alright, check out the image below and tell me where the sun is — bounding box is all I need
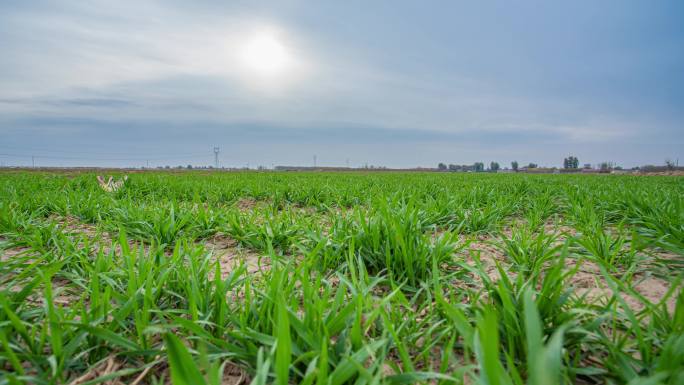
[240,33,290,75]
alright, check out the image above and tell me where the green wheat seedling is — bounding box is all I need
[0,170,681,384]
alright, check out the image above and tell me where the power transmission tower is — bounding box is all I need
[313,154,317,168]
[32,155,35,168]
[213,147,220,169]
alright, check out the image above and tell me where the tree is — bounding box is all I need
[474,162,485,172]
[599,162,613,172]
[490,162,500,172]
[665,159,676,171]
[511,161,519,172]
[527,163,538,169]
[564,156,579,169]
[187,164,193,169]
[438,163,447,171]
[448,164,459,171]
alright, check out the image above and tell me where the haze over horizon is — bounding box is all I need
[1,1,682,169]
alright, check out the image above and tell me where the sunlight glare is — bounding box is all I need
[240,33,290,75]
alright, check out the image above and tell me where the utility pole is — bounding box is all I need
[146,160,149,169]
[32,155,35,168]
[213,147,220,169]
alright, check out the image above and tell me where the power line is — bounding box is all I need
[0,145,209,158]
[0,152,208,161]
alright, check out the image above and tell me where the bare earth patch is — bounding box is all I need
[465,235,507,282]
[52,215,107,239]
[568,257,678,314]
[451,231,680,315]
[68,355,127,385]
[235,198,262,212]
[204,234,270,280]
[0,243,32,263]
[630,273,677,312]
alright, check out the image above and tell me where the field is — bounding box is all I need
[0,171,682,385]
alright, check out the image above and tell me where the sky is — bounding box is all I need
[0,0,682,169]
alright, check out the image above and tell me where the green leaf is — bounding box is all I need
[275,296,292,385]
[164,333,207,385]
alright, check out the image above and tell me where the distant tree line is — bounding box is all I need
[437,162,500,172]
[435,155,682,173]
[435,158,552,173]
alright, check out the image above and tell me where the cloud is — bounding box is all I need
[0,1,682,167]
